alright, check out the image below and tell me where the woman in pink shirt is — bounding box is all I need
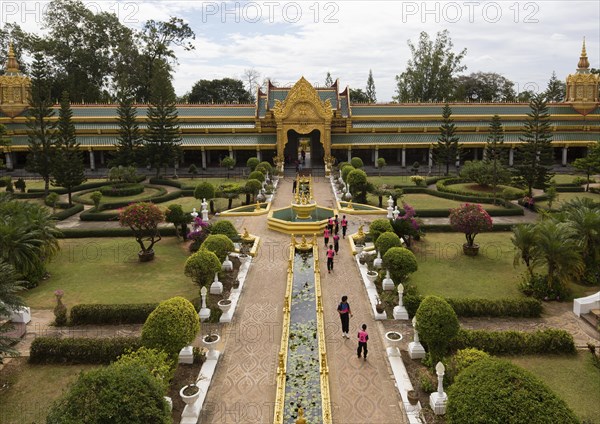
[326,244,335,273]
[323,227,330,247]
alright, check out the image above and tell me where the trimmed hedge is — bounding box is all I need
[72,185,167,207]
[70,303,159,325]
[58,227,178,238]
[11,191,45,199]
[27,176,146,195]
[555,186,585,193]
[100,183,145,197]
[148,177,183,188]
[150,190,183,204]
[436,177,526,199]
[52,203,84,220]
[29,336,142,364]
[423,223,514,232]
[449,328,576,355]
[404,295,542,319]
[79,207,119,221]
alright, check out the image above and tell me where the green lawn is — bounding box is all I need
[551,174,593,185]
[0,358,99,423]
[410,232,525,299]
[536,191,600,210]
[449,183,525,197]
[509,353,600,423]
[23,237,197,309]
[367,176,416,187]
[402,193,506,210]
[177,177,246,189]
[77,187,163,205]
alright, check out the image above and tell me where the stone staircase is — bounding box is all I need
[582,309,600,329]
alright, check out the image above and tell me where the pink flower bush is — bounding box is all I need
[449,203,493,247]
[119,202,164,254]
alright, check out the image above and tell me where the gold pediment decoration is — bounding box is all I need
[272,77,334,122]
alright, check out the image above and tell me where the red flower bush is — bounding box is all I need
[119,202,164,254]
[449,203,493,247]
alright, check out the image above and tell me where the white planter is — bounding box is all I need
[180,385,201,405]
[203,334,221,360]
[366,271,378,285]
[385,331,403,357]
[355,245,364,255]
[217,299,232,314]
[238,254,250,263]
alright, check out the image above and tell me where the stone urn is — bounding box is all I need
[203,334,220,360]
[355,244,364,255]
[217,299,232,314]
[138,249,155,262]
[407,390,419,406]
[385,331,403,356]
[180,384,201,405]
[462,243,480,256]
[366,270,378,286]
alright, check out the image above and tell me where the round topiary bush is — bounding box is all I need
[246,157,260,171]
[446,348,490,384]
[46,363,171,424]
[100,183,144,197]
[350,156,364,169]
[341,165,355,182]
[210,220,238,241]
[383,247,418,283]
[415,295,459,365]
[375,231,402,257]
[141,297,200,358]
[447,358,579,424]
[201,234,235,262]
[347,169,369,203]
[255,161,273,176]
[194,181,215,201]
[369,218,394,243]
[248,170,265,183]
[184,248,221,286]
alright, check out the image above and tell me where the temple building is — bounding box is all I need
[0,41,598,172]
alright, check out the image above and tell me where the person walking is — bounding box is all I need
[323,227,330,247]
[357,324,368,361]
[337,296,352,338]
[327,244,335,273]
[327,216,334,232]
[341,215,348,238]
[333,233,340,255]
[334,214,340,235]
[292,179,297,193]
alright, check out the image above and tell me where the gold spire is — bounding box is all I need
[5,42,20,74]
[577,37,590,70]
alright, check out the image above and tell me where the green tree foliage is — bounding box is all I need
[245,179,262,203]
[514,94,554,196]
[395,30,466,102]
[255,161,273,176]
[341,165,355,182]
[350,157,364,169]
[210,220,238,241]
[544,71,566,102]
[164,204,192,240]
[446,348,490,384]
[188,164,198,178]
[453,72,516,102]
[46,363,171,424]
[349,88,369,103]
[185,249,221,286]
[0,260,26,360]
[221,156,236,179]
[366,69,377,102]
[246,157,260,171]
[118,203,164,255]
[144,65,181,177]
[46,192,60,214]
[194,181,216,214]
[511,223,537,276]
[141,297,199,358]
[217,183,242,210]
[201,234,235,262]
[114,347,174,392]
[188,78,252,103]
[414,295,459,365]
[447,358,579,424]
[375,232,402,257]
[376,157,386,176]
[382,247,418,284]
[90,191,102,209]
[112,94,142,167]
[248,171,265,183]
[368,218,394,243]
[459,161,511,188]
[347,169,369,203]
[51,91,86,206]
[26,53,57,196]
[449,203,493,247]
[484,114,508,203]
[572,140,600,191]
[434,103,461,175]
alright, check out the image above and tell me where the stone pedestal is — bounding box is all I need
[178,346,194,364]
[393,305,409,320]
[198,286,210,322]
[10,307,31,324]
[382,270,395,291]
[408,341,426,359]
[210,273,223,295]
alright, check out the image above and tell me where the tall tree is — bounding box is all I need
[395,30,466,102]
[544,71,566,102]
[366,69,377,103]
[572,140,600,191]
[514,94,554,196]
[144,66,181,177]
[325,72,334,87]
[453,72,516,102]
[52,91,86,206]
[485,115,507,203]
[242,68,261,101]
[350,88,370,103]
[26,53,57,196]
[188,78,253,104]
[0,260,26,360]
[112,94,143,167]
[434,103,461,176]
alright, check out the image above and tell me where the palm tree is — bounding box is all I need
[511,224,537,276]
[0,259,26,359]
[531,220,585,288]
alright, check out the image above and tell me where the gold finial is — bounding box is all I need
[357,225,365,238]
[578,37,590,70]
[255,201,261,211]
[295,407,307,424]
[242,228,250,239]
[6,42,20,73]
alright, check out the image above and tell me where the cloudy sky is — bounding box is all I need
[6,0,600,101]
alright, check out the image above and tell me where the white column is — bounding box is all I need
[201,148,207,170]
[482,147,488,161]
[229,147,233,159]
[374,147,379,167]
[347,147,352,162]
[428,147,433,168]
[256,147,262,162]
[89,150,95,171]
[4,152,13,170]
[562,146,568,166]
[509,147,514,166]
[401,147,406,167]
[455,153,461,168]
[100,151,105,165]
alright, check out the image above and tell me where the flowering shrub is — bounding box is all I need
[390,202,422,247]
[449,203,493,247]
[410,175,426,186]
[119,203,164,254]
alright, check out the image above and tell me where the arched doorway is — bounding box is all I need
[284,129,323,169]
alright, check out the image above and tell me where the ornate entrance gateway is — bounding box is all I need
[273,77,334,167]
